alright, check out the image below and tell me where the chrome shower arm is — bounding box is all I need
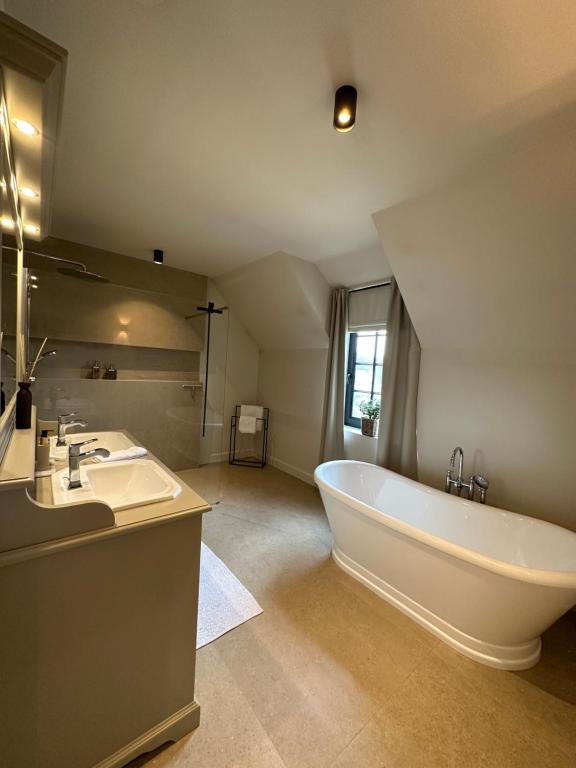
[0,244,87,273]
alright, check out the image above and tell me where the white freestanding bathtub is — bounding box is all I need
[314,460,576,670]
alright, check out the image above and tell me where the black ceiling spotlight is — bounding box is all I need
[153,248,164,265]
[333,84,357,133]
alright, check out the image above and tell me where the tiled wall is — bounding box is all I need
[24,237,207,470]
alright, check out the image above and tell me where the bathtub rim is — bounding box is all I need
[314,460,576,590]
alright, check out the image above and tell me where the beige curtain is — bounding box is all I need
[376,279,421,478]
[319,287,348,462]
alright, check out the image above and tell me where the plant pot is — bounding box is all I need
[361,417,379,438]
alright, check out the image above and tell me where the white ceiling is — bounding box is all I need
[6,0,576,277]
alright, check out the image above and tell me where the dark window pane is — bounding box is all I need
[355,334,376,363]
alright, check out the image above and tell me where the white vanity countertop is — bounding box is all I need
[34,430,209,530]
[0,425,210,563]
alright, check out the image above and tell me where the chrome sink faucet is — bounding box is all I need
[68,439,110,490]
[445,446,489,503]
[57,413,87,446]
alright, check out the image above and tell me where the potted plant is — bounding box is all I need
[359,399,380,437]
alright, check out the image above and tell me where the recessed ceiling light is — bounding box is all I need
[20,187,39,199]
[11,118,40,137]
[1,217,15,229]
[24,224,40,235]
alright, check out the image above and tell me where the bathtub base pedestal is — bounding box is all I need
[332,546,542,671]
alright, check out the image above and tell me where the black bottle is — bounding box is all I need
[16,381,32,429]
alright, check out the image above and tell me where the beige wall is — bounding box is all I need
[418,349,576,530]
[258,348,327,483]
[23,236,207,351]
[25,236,207,470]
[374,123,576,529]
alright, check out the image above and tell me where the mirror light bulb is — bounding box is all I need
[20,187,39,199]
[11,118,40,136]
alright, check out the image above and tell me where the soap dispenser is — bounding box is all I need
[36,429,51,473]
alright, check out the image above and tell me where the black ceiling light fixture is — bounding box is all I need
[333,84,357,133]
[153,248,164,265]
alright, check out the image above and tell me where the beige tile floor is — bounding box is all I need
[129,463,576,768]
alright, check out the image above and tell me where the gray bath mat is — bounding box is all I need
[197,542,263,648]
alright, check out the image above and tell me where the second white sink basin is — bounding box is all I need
[50,431,135,461]
[52,459,181,511]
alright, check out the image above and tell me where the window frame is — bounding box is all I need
[344,330,385,429]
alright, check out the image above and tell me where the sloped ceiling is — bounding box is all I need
[215,252,330,350]
[373,117,576,352]
[6,1,576,276]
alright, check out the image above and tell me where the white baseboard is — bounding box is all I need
[94,701,200,768]
[268,456,315,486]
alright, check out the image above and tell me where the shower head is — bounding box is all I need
[0,245,110,283]
[56,266,110,283]
[38,349,57,360]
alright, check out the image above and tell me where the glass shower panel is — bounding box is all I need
[26,261,205,472]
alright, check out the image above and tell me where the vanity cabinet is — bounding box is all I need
[0,421,210,768]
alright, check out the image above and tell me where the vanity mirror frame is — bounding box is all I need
[0,64,24,463]
[0,11,67,467]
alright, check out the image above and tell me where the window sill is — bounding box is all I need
[344,425,377,439]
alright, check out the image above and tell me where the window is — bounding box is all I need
[345,330,386,428]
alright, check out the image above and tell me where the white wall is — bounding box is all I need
[374,122,576,529]
[215,251,330,350]
[344,428,377,464]
[216,248,392,482]
[258,348,327,483]
[199,282,260,465]
[216,252,331,482]
[417,348,576,530]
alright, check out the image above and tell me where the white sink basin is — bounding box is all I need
[51,459,181,511]
[50,431,135,461]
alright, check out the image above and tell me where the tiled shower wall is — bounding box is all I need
[23,237,208,470]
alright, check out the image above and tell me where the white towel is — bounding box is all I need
[238,405,264,434]
[92,446,148,463]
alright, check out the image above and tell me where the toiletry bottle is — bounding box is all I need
[16,381,32,429]
[36,429,51,472]
[92,361,101,379]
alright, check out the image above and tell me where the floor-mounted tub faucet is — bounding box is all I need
[445,446,474,498]
[445,447,489,503]
[68,439,110,489]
